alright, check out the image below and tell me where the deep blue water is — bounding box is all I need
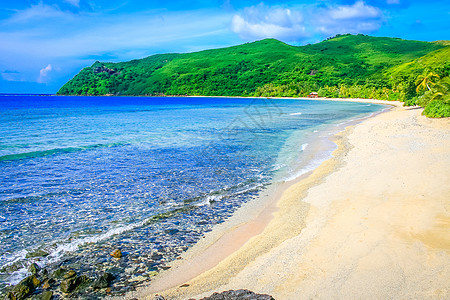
[0,95,385,293]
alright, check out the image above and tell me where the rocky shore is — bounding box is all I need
[152,290,275,300]
[4,262,114,299]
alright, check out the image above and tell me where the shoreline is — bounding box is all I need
[119,99,426,299]
[146,99,449,299]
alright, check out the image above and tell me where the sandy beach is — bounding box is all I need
[127,99,450,300]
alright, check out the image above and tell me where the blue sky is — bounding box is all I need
[0,0,449,93]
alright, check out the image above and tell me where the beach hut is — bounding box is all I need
[308,92,319,98]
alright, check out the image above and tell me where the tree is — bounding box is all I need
[430,77,450,102]
[415,71,440,92]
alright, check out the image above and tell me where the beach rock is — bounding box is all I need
[60,276,80,293]
[22,275,41,289]
[51,267,68,279]
[28,263,41,275]
[6,275,41,300]
[63,270,77,279]
[76,275,92,292]
[199,289,275,300]
[149,271,159,277]
[110,249,122,258]
[41,291,53,300]
[92,272,114,289]
[25,250,49,259]
[5,288,31,300]
[130,275,148,282]
[42,278,55,290]
[31,291,53,300]
[153,295,165,300]
[6,284,30,300]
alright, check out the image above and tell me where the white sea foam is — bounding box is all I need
[5,220,149,285]
[271,163,285,171]
[290,112,302,116]
[197,195,222,207]
[282,144,337,183]
[301,143,308,151]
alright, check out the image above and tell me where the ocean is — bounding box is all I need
[0,95,386,296]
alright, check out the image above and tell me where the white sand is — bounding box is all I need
[127,100,450,300]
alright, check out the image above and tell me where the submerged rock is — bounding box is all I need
[60,276,79,293]
[31,291,53,300]
[59,273,92,294]
[76,275,92,292]
[92,272,114,289]
[110,249,122,259]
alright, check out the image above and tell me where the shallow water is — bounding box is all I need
[0,95,385,295]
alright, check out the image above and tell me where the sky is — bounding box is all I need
[0,0,449,94]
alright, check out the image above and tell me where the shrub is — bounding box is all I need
[423,100,450,118]
[403,96,418,106]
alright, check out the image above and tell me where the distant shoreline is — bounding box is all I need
[0,93,403,107]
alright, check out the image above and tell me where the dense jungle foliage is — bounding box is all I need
[58,34,450,117]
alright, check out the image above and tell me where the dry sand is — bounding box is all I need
[128,100,450,299]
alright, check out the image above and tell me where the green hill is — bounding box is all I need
[386,46,450,80]
[58,34,449,104]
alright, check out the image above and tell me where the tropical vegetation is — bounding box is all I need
[58,34,450,117]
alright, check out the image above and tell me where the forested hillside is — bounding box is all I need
[58,34,450,117]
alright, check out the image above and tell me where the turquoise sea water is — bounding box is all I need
[0,95,386,295]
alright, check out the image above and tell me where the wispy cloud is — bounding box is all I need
[1,70,23,82]
[4,2,75,25]
[64,0,81,7]
[231,3,308,41]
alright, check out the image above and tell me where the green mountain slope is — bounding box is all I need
[386,46,450,80]
[58,34,446,98]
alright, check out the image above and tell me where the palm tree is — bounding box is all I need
[431,77,450,103]
[415,71,440,92]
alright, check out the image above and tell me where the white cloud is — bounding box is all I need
[38,64,53,83]
[314,1,383,35]
[0,7,236,86]
[1,70,24,82]
[5,3,73,24]
[64,0,80,7]
[231,3,308,41]
[328,1,381,20]
[231,2,384,42]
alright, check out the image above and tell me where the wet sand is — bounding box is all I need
[125,100,450,299]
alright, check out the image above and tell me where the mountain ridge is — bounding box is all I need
[57,34,449,102]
